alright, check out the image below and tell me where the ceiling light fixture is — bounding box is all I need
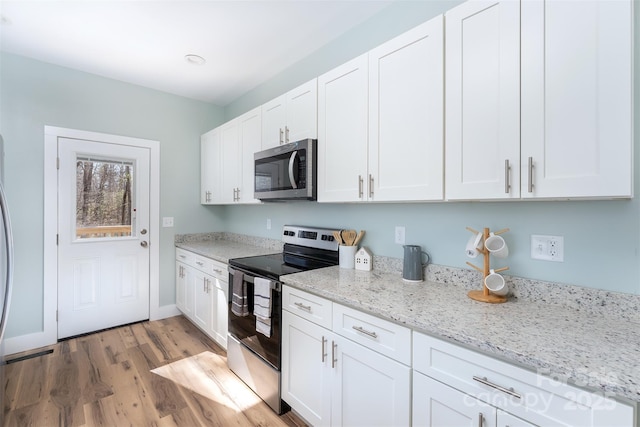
[184,54,206,66]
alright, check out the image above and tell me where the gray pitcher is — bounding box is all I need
[403,245,429,282]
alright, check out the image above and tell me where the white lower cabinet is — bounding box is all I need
[413,331,635,427]
[175,248,228,349]
[281,286,411,426]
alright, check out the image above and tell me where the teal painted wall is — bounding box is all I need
[0,53,225,338]
[222,1,640,295]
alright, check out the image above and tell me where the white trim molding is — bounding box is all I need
[18,125,163,354]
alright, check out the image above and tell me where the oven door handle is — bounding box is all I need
[228,267,281,291]
[288,151,298,189]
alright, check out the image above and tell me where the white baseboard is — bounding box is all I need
[151,304,180,321]
[4,331,56,357]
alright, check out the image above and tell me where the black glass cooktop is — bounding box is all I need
[229,244,339,281]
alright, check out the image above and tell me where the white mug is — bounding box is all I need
[484,269,508,295]
[465,232,483,258]
[485,233,509,258]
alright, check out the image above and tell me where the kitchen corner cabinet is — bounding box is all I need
[281,286,411,426]
[200,128,220,204]
[175,248,228,349]
[219,107,262,204]
[445,0,633,200]
[413,332,635,427]
[318,15,444,203]
[261,79,318,149]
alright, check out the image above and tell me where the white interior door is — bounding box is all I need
[57,137,150,339]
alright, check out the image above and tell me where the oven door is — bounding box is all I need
[228,267,282,370]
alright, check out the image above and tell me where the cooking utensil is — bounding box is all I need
[353,230,365,246]
[341,229,357,246]
[333,231,344,245]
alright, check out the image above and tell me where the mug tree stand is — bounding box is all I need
[466,227,509,304]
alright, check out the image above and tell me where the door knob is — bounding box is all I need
[140,229,147,235]
[140,241,148,248]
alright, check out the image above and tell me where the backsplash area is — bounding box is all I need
[177,232,640,324]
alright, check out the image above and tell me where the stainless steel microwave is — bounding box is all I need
[254,139,317,201]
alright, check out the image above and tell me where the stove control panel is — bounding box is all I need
[282,225,340,251]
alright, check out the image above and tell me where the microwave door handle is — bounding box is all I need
[288,151,298,189]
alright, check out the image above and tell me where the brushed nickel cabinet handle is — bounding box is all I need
[352,325,378,339]
[504,159,511,194]
[285,126,290,143]
[358,175,363,199]
[368,174,374,198]
[321,336,327,363]
[332,341,337,368]
[294,302,312,312]
[473,376,521,399]
[279,128,284,145]
[528,157,534,193]
[477,412,483,427]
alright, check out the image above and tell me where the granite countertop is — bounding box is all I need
[174,234,639,405]
[281,266,640,405]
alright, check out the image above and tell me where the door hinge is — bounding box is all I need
[56,234,59,245]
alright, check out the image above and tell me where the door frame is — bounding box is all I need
[42,126,160,347]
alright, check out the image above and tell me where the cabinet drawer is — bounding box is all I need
[282,286,332,329]
[333,304,410,366]
[176,248,196,267]
[208,258,227,281]
[413,332,634,427]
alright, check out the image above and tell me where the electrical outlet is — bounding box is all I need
[162,217,174,227]
[395,226,406,245]
[266,218,271,230]
[531,235,564,262]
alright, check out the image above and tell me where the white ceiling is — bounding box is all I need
[0,0,394,106]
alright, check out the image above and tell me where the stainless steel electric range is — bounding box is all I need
[227,225,339,414]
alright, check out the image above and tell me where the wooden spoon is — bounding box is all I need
[333,230,344,245]
[342,229,357,246]
[353,230,365,246]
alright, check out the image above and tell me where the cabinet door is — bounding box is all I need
[445,0,521,200]
[497,409,536,427]
[220,119,240,203]
[175,261,187,313]
[192,270,211,332]
[520,0,632,198]
[262,95,286,149]
[331,335,410,427]
[286,79,318,144]
[183,265,196,319]
[282,310,332,427]
[369,16,444,202]
[413,372,497,427]
[200,128,220,204]
[210,278,228,350]
[317,54,369,202]
[238,107,261,204]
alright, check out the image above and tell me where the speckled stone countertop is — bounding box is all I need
[282,267,640,405]
[174,234,640,405]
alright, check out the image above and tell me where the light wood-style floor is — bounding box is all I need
[2,316,307,427]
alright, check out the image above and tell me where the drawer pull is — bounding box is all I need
[352,325,378,339]
[332,341,337,368]
[196,261,204,266]
[477,412,483,427]
[472,376,521,399]
[179,255,186,259]
[294,302,312,312]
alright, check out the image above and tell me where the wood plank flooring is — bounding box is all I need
[2,316,307,427]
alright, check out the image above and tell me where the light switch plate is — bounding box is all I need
[531,235,564,262]
[162,217,174,227]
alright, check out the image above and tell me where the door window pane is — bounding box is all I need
[75,156,134,239]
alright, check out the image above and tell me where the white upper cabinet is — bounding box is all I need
[200,128,220,204]
[446,0,633,201]
[317,54,369,202]
[445,0,521,200]
[262,79,318,149]
[319,15,445,203]
[237,107,262,203]
[369,15,444,201]
[520,0,633,198]
[219,118,240,204]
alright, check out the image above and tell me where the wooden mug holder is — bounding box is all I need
[466,227,509,304]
